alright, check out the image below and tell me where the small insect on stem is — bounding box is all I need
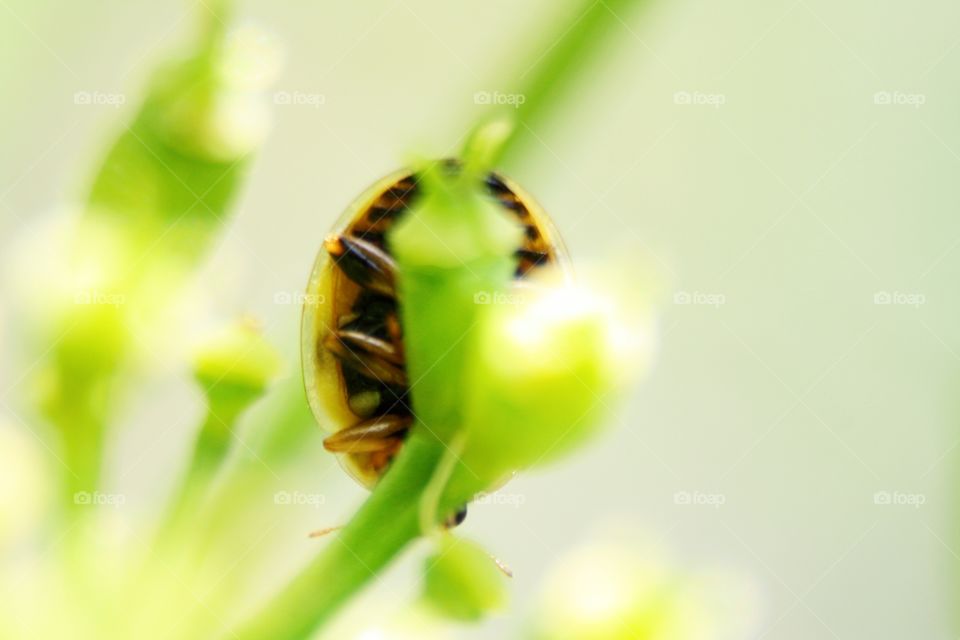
[302,164,568,515]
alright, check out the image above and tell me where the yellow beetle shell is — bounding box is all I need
[301,166,569,488]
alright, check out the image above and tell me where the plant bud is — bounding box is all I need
[423,535,508,621]
[461,280,653,479]
[193,317,281,415]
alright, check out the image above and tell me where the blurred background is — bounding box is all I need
[1,0,958,638]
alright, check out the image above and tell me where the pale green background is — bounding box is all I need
[1,1,958,638]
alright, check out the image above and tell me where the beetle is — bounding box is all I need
[301,162,568,526]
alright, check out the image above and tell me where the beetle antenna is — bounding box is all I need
[308,525,343,539]
[489,552,514,578]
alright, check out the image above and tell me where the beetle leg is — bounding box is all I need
[515,248,549,266]
[323,414,412,453]
[369,439,403,472]
[334,329,404,365]
[372,183,417,212]
[324,331,408,386]
[325,234,397,297]
[385,312,403,350]
[515,247,550,276]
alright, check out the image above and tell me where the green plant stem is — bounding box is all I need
[488,0,654,165]
[40,0,253,516]
[190,376,318,548]
[228,430,484,640]
[44,359,117,517]
[161,404,240,537]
